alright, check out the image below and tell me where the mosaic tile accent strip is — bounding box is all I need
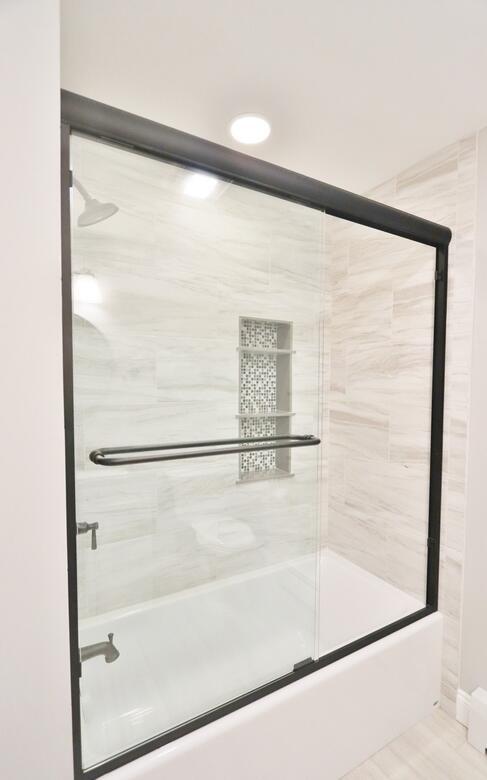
[239,352,277,414]
[240,319,277,349]
[239,417,277,474]
[238,317,292,481]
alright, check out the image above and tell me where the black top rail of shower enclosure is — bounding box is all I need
[61,90,451,249]
[89,434,320,466]
[61,91,450,780]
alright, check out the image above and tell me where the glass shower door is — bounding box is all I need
[70,133,324,769]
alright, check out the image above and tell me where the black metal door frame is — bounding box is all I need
[60,90,450,780]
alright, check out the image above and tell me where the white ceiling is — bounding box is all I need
[61,0,487,194]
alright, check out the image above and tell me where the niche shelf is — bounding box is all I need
[236,411,295,419]
[237,316,293,484]
[237,467,293,484]
[236,347,295,355]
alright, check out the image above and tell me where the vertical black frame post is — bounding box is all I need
[426,246,448,608]
[60,91,451,780]
[61,121,83,780]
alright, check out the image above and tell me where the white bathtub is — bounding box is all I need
[79,550,442,779]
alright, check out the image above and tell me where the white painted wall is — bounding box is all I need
[0,2,73,778]
[60,0,487,194]
[460,126,487,696]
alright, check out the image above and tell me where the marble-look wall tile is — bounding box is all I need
[71,134,325,620]
[325,134,477,716]
[71,130,476,718]
[325,222,434,600]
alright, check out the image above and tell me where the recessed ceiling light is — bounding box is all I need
[183,172,218,199]
[230,114,271,145]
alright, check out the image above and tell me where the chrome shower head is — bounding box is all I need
[73,176,118,227]
[77,198,119,227]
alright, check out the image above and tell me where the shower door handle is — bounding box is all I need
[89,434,320,467]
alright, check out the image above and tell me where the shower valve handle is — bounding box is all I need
[77,521,99,550]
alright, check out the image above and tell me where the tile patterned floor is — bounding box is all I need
[343,709,487,779]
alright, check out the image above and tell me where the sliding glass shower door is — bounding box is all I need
[70,133,325,769]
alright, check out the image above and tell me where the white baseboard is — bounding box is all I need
[456,689,471,727]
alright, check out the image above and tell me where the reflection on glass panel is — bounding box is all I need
[70,134,324,769]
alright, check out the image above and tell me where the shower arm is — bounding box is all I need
[89,433,320,467]
[72,176,92,202]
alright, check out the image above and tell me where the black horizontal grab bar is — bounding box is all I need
[89,434,320,466]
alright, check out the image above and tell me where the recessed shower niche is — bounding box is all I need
[238,317,293,483]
